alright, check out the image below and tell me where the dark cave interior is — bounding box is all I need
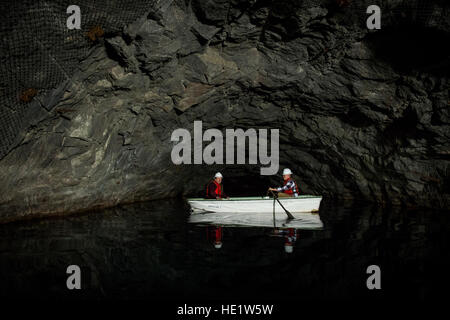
[366,25,450,76]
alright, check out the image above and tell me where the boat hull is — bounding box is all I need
[187,196,322,213]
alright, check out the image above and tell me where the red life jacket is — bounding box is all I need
[285,228,297,244]
[206,226,223,241]
[214,226,222,241]
[206,180,223,198]
[283,178,299,195]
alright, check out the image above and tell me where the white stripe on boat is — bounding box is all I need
[187,195,322,213]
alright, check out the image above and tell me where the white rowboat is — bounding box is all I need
[187,195,322,214]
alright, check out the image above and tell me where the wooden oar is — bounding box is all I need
[272,193,276,228]
[269,190,295,220]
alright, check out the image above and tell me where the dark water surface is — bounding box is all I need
[0,199,449,301]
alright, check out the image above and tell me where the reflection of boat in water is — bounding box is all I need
[189,211,323,229]
[187,196,322,214]
[203,225,302,254]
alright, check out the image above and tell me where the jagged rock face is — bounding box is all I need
[0,0,449,221]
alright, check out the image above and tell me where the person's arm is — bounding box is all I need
[222,188,229,199]
[277,180,294,192]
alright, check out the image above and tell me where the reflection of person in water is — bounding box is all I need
[273,228,297,253]
[206,226,223,249]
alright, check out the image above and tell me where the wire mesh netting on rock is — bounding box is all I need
[0,0,447,160]
[0,0,165,159]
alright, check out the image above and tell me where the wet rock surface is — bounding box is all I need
[0,0,449,221]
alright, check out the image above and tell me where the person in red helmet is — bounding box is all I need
[205,172,229,199]
[268,168,299,198]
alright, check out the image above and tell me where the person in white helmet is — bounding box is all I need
[213,226,223,249]
[205,172,229,199]
[272,228,297,253]
[268,168,299,198]
[284,228,297,253]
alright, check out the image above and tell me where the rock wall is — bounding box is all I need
[0,0,449,221]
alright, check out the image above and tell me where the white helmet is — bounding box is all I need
[214,172,223,178]
[284,244,293,253]
[214,242,222,249]
[282,168,293,175]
